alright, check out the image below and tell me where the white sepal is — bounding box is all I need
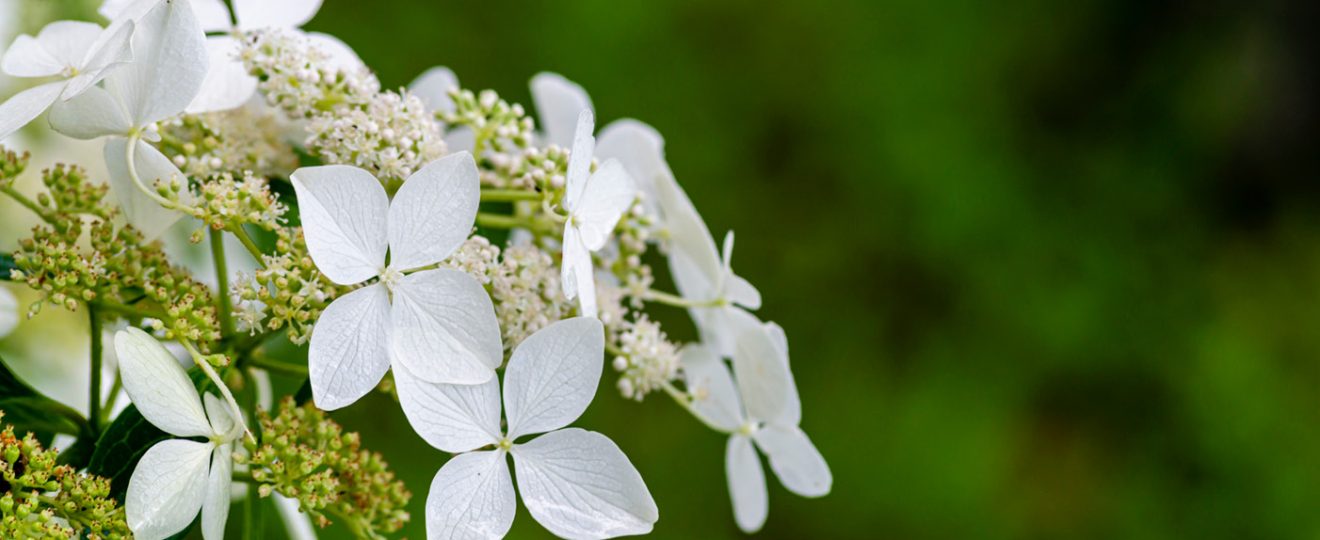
[503,318,603,439]
[387,152,480,271]
[512,428,658,539]
[201,442,233,540]
[678,345,744,432]
[395,362,502,453]
[49,86,133,140]
[103,0,208,128]
[114,327,211,438]
[389,269,502,385]
[425,450,516,540]
[234,0,323,31]
[0,287,18,338]
[0,82,62,141]
[571,159,635,251]
[186,36,257,113]
[290,165,389,285]
[103,138,189,240]
[530,72,593,148]
[560,225,596,318]
[308,284,392,410]
[725,434,767,534]
[126,439,214,540]
[410,66,459,114]
[731,324,794,424]
[753,424,831,498]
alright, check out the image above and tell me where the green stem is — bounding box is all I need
[0,185,48,220]
[248,354,309,377]
[211,229,236,338]
[660,380,733,435]
[102,372,122,425]
[475,212,555,234]
[643,289,723,309]
[480,189,541,202]
[92,298,167,320]
[181,340,251,443]
[124,134,179,209]
[87,304,102,434]
[227,224,267,268]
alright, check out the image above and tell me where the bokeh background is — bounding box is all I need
[4,0,1320,538]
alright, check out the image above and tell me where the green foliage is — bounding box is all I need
[0,357,90,446]
[84,405,171,504]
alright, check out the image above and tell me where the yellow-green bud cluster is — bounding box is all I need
[0,412,131,540]
[442,88,534,162]
[0,147,29,189]
[185,170,286,233]
[241,398,410,537]
[158,110,299,180]
[233,228,342,344]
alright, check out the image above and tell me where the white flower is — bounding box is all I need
[0,18,134,141]
[292,151,502,408]
[114,327,240,540]
[680,322,830,533]
[409,66,475,152]
[529,72,592,149]
[560,110,635,318]
[0,286,18,338]
[395,317,659,539]
[48,0,209,239]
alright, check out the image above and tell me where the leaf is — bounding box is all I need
[0,356,91,442]
[0,252,15,280]
[55,435,96,469]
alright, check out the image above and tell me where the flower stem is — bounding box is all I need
[227,224,267,268]
[660,380,733,435]
[248,353,309,378]
[124,134,180,210]
[0,185,49,221]
[211,229,235,338]
[181,339,252,443]
[643,289,722,309]
[475,211,555,234]
[480,189,542,202]
[92,298,167,320]
[87,304,103,434]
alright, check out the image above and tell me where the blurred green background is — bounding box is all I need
[6,0,1320,538]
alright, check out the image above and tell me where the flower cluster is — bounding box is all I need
[0,413,131,539]
[242,398,410,537]
[0,0,831,537]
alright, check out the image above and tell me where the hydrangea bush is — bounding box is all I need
[0,0,831,538]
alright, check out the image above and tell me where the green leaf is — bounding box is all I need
[0,356,91,442]
[85,405,172,502]
[0,252,15,281]
[55,435,96,469]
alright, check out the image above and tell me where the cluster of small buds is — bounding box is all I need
[241,29,446,181]
[11,219,221,346]
[233,228,341,344]
[610,316,681,401]
[0,147,27,186]
[35,165,114,225]
[305,90,446,181]
[0,413,131,539]
[183,171,286,233]
[442,236,501,285]
[608,201,657,307]
[158,109,299,179]
[442,88,534,160]
[484,142,570,191]
[490,244,573,350]
[241,398,410,536]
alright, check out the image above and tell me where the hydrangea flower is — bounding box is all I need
[0,286,17,337]
[292,151,503,408]
[680,322,831,533]
[115,327,241,540]
[561,110,635,318]
[529,72,592,149]
[48,0,209,239]
[410,66,475,152]
[394,317,659,539]
[0,19,134,141]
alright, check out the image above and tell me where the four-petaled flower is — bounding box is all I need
[680,322,831,533]
[292,151,503,408]
[395,317,659,539]
[560,109,635,319]
[115,327,241,540]
[0,18,133,141]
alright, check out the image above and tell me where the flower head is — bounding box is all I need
[561,109,636,318]
[292,151,502,408]
[395,317,659,539]
[115,327,240,540]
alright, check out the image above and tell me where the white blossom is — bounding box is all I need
[395,317,659,539]
[680,322,830,533]
[561,110,635,318]
[663,202,763,357]
[0,286,17,337]
[115,327,240,540]
[409,66,476,152]
[292,152,502,409]
[0,18,134,140]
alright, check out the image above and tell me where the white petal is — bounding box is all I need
[726,434,767,534]
[234,0,322,30]
[0,82,61,141]
[203,393,236,439]
[572,159,635,251]
[290,165,388,285]
[186,37,257,113]
[696,304,761,360]
[596,119,667,220]
[663,188,722,306]
[273,494,318,540]
[202,443,233,540]
[426,450,515,540]
[103,138,188,240]
[78,18,135,74]
[410,66,459,114]
[563,109,595,209]
[114,327,211,438]
[394,361,501,453]
[49,85,133,139]
[0,287,18,338]
[33,20,103,69]
[192,0,234,32]
[387,152,479,270]
[308,284,391,410]
[303,32,363,73]
[1,34,62,77]
[513,428,658,539]
[731,322,795,424]
[103,0,209,127]
[126,439,213,540]
[445,126,476,154]
[530,72,593,148]
[99,0,154,21]
[719,232,761,309]
[389,269,502,385]
[753,425,831,498]
[678,345,744,432]
[503,318,603,439]
[560,226,596,318]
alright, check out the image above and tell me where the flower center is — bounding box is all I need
[498,438,513,451]
[737,421,759,437]
[380,267,405,293]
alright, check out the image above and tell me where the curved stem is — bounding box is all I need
[181,340,252,443]
[124,134,179,210]
[480,188,542,202]
[247,352,309,378]
[0,185,49,221]
[211,229,235,338]
[643,289,722,309]
[87,304,103,434]
[227,224,267,268]
[660,380,733,435]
